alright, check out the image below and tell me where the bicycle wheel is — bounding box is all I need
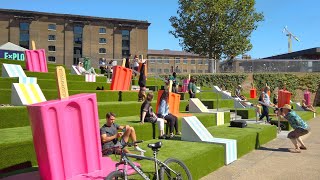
[160,158,192,180]
[105,170,125,180]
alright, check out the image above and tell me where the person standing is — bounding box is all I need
[169,72,178,93]
[278,104,310,153]
[133,55,140,77]
[259,86,273,123]
[138,59,147,102]
[188,77,197,98]
[125,54,131,69]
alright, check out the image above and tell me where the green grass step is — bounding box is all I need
[0,123,277,179]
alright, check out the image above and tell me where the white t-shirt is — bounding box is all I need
[133,59,139,67]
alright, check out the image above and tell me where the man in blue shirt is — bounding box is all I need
[279,104,310,153]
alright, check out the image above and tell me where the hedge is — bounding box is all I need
[253,73,320,97]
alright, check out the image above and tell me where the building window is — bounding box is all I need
[19,22,29,49]
[183,58,187,64]
[73,25,83,65]
[150,68,155,72]
[205,70,209,73]
[198,60,203,64]
[198,70,203,73]
[48,46,56,52]
[191,59,195,64]
[164,69,169,73]
[157,69,162,73]
[157,57,163,64]
[150,57,155,63]
[122,30,130,57]
[99,48,106,54]
[48,35,56,41]
[164,59,169,64]
[99,28,106,34]
[48,24,56,31]
[191,69,195,73]
[48,56,56,62]
[183,69,188,73]
[175,58,180,64]
[205,60,209,65]
[99,38,106,44]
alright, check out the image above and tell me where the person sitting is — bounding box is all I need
[100,112,146,156]
[157,91,181,138]
[301,99,316,113]
[140,92,167,139]
[235,85,242,98]
[77,62,97,75]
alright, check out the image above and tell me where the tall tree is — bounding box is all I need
[169,0,264,72]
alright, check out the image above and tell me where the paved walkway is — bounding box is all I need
[201,116,320,180]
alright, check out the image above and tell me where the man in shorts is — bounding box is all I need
[100,112,146,155]
[278,104,310,153]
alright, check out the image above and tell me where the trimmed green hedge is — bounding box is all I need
[171,74,248,91]
[253,73,320,97]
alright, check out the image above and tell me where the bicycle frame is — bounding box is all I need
[115,151,181,180]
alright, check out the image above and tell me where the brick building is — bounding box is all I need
[147,49,210,74]
[0,9,150,68]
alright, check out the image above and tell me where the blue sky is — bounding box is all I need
[2,0,320,58]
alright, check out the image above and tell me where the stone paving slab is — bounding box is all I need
[201,117,320,180]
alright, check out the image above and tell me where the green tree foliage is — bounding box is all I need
[169,0,264,72]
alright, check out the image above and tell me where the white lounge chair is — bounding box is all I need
[182,116,237,165]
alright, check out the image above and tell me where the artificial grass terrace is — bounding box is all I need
[0,100,231,129]
[0,122,277,179]
[0,112,229,171]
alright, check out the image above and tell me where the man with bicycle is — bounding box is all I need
[100,112,146,155]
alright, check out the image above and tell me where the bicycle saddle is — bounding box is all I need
[147,141,162,149]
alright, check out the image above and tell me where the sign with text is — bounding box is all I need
[0,50,25,61]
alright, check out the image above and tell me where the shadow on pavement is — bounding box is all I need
[257,147,290,152]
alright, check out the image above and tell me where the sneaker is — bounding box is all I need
[158,134,167,139]
[169,133,174,138]
[134,146,146,153]
[176,131,182,135]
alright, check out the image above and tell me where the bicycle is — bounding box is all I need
[104,141,192,180]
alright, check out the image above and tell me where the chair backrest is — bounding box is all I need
[1,63,27,78]
[11,83,46,105]
[25,49,48,72]
[110,66,132,90]
[189,98,209,113]
[71,65,82,75]
[27,94,114,180]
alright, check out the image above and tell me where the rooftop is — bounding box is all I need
[148,49,205,57]
[0,8,151,26]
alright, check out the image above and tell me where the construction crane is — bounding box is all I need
[283,26,300,53]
